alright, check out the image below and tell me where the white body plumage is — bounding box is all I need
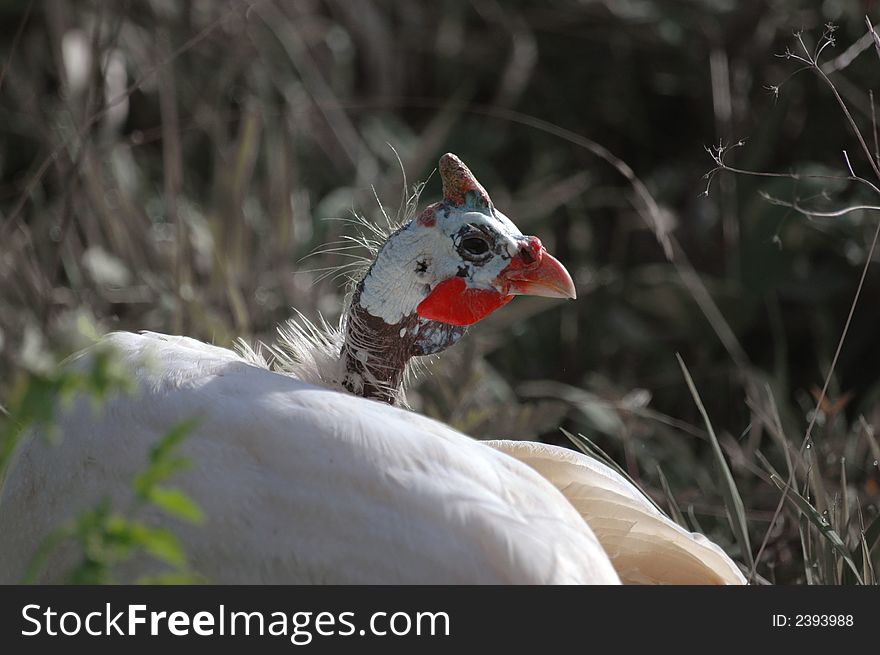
[0,332,745,584]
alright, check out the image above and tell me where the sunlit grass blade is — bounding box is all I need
[860,530,875,585]
[754,450,781,478]
[799,514,816,585]
[857,508,876,585]
[560,427,665,514]
[656,465,689,529]
[840,458,849,534]
[677,354,754,570]
[770,473,862,583]
[687,505,706,535]
[862,514,880,554]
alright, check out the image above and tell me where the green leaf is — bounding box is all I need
[6,350,204,585]
[22,525,77,584]
[127,523,187,568]
[150,418,200,464]
[137,570,205,585]
[148,487,204,523]
[133,457,190,497]
[133,418,200,498]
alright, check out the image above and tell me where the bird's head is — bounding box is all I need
[342,153,577,403]
[358,153,576,328]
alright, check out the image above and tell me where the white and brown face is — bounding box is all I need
[342,153,577,404]
[358,153,576,328]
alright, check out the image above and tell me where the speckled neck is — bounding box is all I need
[340,282,466,405]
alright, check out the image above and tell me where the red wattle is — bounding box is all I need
[416,277,513,326]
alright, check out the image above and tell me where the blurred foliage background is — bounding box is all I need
[2,0,880,584]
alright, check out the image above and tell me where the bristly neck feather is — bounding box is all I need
[340,279,466,405]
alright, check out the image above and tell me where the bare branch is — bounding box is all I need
[821,20,880,73]
[759,192,880,219]
[871,90,880,168]
[843,150,855,178]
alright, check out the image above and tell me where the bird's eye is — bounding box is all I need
[461,237,489,256]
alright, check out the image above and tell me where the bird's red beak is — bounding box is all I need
[416,236,576,327]
[497,237,577,300]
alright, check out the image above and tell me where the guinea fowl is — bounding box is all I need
[0,154,746,584]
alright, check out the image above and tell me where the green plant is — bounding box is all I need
[23,417,205,584]
[0,345,132,485]
[1,345,204,584]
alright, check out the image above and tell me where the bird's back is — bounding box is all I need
[0,331,620,584]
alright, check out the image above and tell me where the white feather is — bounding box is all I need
[485,440,747,585]
[0,332,622,584]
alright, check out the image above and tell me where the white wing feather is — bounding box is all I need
[484,440,747,585]
[0,332,620,584]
